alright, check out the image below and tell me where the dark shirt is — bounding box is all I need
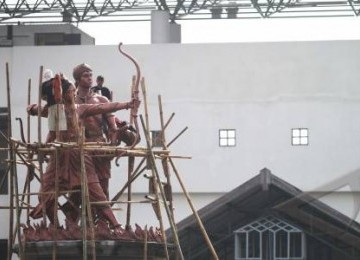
[91,86,112,101]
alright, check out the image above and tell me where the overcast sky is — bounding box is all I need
[77,17,360,45]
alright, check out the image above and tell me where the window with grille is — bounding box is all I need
[291,128,309,146]
[219,129,236,147]
[234,216,305,260]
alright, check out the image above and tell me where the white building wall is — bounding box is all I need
[1,41,360,241]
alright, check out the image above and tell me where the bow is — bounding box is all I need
[115,43,141,168]
[118,42,140,148]
[117,43,141,228]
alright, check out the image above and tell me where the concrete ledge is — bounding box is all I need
[15,240,176,259]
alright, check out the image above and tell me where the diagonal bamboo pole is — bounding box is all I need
[110,157,147,207]
[140,115,184,260]
[168,158,219,260]
[167,127,188,148]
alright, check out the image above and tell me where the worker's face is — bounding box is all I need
[78,71,93,89]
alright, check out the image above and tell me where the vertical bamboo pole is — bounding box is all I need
[37,66,47,225]
[52,147,59,260]
[6,62,14,260]
[143,225,148,260]
[26,80,31,224]
[81,126,96,260]
[12,143,23,260]
[140,115,184,260]
[79,125,96,260]
[80,129,88,260]
[168,159,219,260]
[126,75,136,229]
[140,78,149,132]
[141,79,169,260]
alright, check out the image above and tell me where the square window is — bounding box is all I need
[219,129,236,147]
[151,130,162,147]
[291,128,308,146]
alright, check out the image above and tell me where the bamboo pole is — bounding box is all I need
[140,77,149,132]
[157,95,175,222]
[163,113,175,133]
[167,127,188,148]
[6,62,14,260]
[78,125,96,260]
[143,225,148,260]
[37,66,47,225]
[52,147,59,260]
[12,141,24,260]
[169,158,219,260]
[80,129,88,260]
[126,75,137,229]
[141,80,169,260]
[140,115,183,260]
[26,79,31,225]
[110,157,147,206]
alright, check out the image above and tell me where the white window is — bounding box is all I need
[291,128,308,146]
[219,129,236,147]
[235,216,305,260]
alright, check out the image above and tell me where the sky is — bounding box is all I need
[77,17,360,45]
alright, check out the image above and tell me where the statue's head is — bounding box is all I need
[72,63,92,86]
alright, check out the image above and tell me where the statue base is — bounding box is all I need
[14,240,176,259]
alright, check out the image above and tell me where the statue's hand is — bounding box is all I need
[127,98,141,110]
[107,127,120,146]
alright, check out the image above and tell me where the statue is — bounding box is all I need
[27,75,139,239]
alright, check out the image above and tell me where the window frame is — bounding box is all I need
[291,128,309,146]
[234,216,305,260]
[219,129,236,147]
[151,130,163,148]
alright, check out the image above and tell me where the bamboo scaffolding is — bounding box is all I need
[2,70,218,260]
